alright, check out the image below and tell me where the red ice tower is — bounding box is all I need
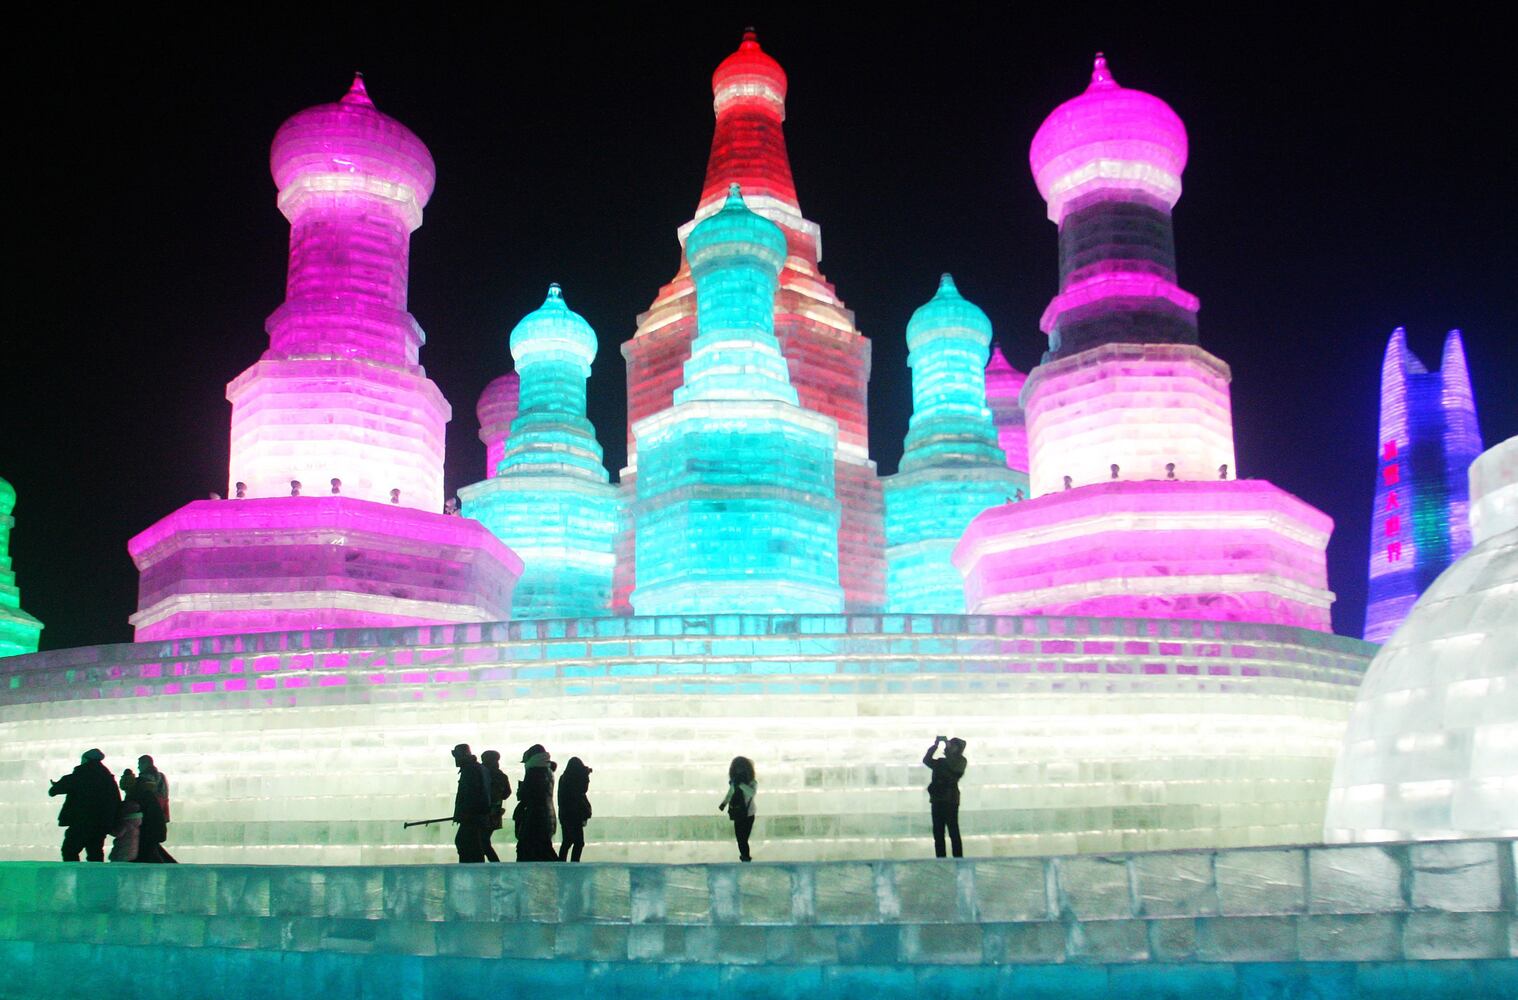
[616,31,884,613]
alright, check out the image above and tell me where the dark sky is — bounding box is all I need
[6,6,1514,649]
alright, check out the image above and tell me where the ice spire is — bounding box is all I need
[0,476,44,657]
[631,185,842,615]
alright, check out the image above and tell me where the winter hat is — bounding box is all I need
[81,749,104,763]
[481,750,500,765]
[522,743,548,763]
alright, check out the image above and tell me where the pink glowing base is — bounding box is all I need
[954,479,1334,631]
[128,497,523,641]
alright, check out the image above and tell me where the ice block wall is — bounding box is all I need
[632,186,842,615]
[476,371,520,479]
[1327,436,1518,843]
[1363,328,1484,643]
[461,286,618,619]
[0,614,1373,865]
[617,31,884,616]
[0,476,43,657]
[884,276,1023,612]
[5,840,1515,999]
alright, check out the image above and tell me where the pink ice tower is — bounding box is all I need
[477,371,520,479]
[984,344,1029,475]
[955,56,1335,630]
[128,77,522,641]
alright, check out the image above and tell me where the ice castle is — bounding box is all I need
[2,34,1516,1000]
[0,39,1391,867]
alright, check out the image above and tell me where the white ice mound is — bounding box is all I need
[1325,436,1518,842]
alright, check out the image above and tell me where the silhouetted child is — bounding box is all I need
[718,756,757,862]
[556,757,592,862]
[109,770,142,862]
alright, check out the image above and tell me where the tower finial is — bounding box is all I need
[938,273,958,293]
[1088,52,1115,89]
[342,72,374,107]
[547,282,563,301]
[742,26,758,44]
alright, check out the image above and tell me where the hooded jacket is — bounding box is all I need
[924,748,968,806]
[556,757,592,826]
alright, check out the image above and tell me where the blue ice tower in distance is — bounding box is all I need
[631,184,843,614]
[884,274,1025,612]
[460,284,619,618]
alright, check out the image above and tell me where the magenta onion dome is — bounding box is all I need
[270,74,436,220]
[712,29,787,106]
[1028,54,1188,205]
[476,371,520,433]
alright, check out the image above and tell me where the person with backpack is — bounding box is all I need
[480,749,512,862]
[556,757,592,862]
[717,756,757,862]
[451,744,489,863]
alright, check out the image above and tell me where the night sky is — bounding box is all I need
[7,7,1514,650]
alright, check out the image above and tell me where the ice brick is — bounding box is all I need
[764,925,839,964]
[1215,848,1305,915]
[1067,918,1148,962]
[1402,911,1509,959]
[708,867,739,923]
[1147,917,1198,961]
[519,865,560,922]
[434,919,502,958]
[1055,855,1133,920]
[737,865,792,923]
[383,866,442,921]
[323,868,381,919]
[1310,845,1406,913]
[216,868,272,918]
[1195,914,1298,962]
[269,868,324,918]
[974,859,1052,921]
[894,862,958,922]
[987,920,1066,964]
[111,867,170,916]
[1409,840,1503,912]
[1297,914,1403,961]
[900,922,982,963]
[664,865,711,923]
[552,922,629,962]
[500,922,556,960]
[443,867,490,921]
[1133,851,1217,917]
[815,864,879,923]
[587,865,631,922]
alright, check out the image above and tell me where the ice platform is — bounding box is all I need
[0,614,1375,864]
[1,839,1515,998]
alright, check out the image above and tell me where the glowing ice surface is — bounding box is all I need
[0,477,42,657]
[461,285,618,619]
[1327,437,1518,842]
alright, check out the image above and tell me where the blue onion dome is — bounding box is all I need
[685,184,788,274]
[906,273,993,352]
[509,284,598,368]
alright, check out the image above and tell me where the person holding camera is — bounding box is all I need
[923,735,968,858]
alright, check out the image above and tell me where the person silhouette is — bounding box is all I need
[451,744,489,863]
[718,757,757,862]
[923,736,968,858]
[48,749,119,862]
[556,757,592,862]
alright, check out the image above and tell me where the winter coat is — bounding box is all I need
[483,763,512,831]
[923,749,967,807]
[50,760,120,831]
[556,759,592,826]
[134,785,167,846]
[138,767,170,822]
[514,755,557,859]
[454,755,489,825]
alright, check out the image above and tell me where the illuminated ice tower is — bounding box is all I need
[475,371,519,480]
[884,275,1023,611]
[956,56,1335,628]
[460,286,619,618]
[128,77,521,641]
[984,344,1030,475]
[631,185,842,614]
[0,477,43,657]
[1363,327,1483,642]
[617,31,884,614]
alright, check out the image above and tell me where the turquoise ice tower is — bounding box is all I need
[884,275,1024,612]
[631,185,843,614]
[459,284,619,618]
[0,476,43,657]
